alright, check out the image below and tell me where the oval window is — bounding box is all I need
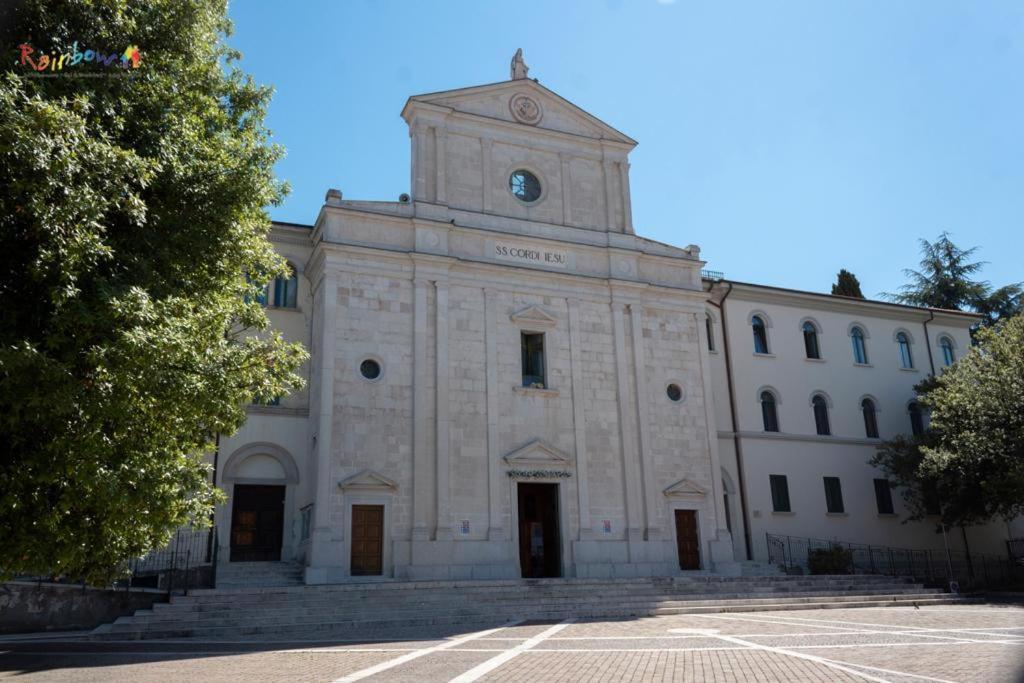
[667,384,683,402]
[360,359,381,380]
[509,169,541,202]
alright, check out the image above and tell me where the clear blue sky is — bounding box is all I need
[228,1,1022,299]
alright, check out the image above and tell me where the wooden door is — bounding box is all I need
[517,483,561,578]
[350,505,384,576]
[674,509,701,570]
[230,485,285,562]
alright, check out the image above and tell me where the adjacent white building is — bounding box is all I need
[704,281,1011,563]
[212,54,1015,584]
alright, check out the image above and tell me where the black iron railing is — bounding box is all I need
[766,532,1023,590]
[9,525,218,595]
[1008,538,1024,561]
[129,525,218,595]
[701,269,725,281]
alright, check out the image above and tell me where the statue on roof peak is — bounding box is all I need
[510,48,529,80]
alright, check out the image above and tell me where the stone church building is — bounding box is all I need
[214,53,1015,585]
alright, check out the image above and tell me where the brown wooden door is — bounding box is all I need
[517,483,561,578]
[350,505,384,576]
[674,509,701,570]
[230,485,285,562]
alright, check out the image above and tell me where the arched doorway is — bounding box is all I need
[222,444,300,563]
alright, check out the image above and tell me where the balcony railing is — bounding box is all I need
[701,269,724,281]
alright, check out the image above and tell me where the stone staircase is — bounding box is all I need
[92,574,967,641]
[213,561,305,589]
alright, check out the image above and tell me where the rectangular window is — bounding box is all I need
[521,332,546,388]
[873,479,894,514]
[824,477,844,513]
[770,474,791,513]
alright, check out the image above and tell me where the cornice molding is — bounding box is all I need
[718,430,883,447]
[721,282,979,327]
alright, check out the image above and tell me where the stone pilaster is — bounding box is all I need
[411,277,431,541]
[412,125,428,201]
[434,126,447,204]
[629,304,661,540]
[602,159,616,230]
[611,301,643,542]
[434,280,451,540]
[567,298,592,540]
[560,152,573,226]
[484,287,502,539]
[619,161,633,234]
[481,138,493,213]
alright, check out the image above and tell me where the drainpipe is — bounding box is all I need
[922,310,936,376]
[708,282,752,561]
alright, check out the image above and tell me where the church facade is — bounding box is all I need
[212,55,1015,584]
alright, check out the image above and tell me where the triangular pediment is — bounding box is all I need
[510,305,557,329]
[403,79,636,146]
[338,469,398,492]
[663,478,708,498]
[503,439,573,468]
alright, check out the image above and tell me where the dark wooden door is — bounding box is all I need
[674,509,701,570]
[230,484,285,562]
[350,505,384,576]
[517,483,561,578]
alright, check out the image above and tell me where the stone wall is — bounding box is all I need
[0,582,164,634]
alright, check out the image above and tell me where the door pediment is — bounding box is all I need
[664,478,708,499]
[339,469,398,492]
[510,305,557,330]
[503,439,573,468]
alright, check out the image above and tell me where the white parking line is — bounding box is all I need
[449,619,575,682]
[740,612,1024,641]
[710,632,956,683]
[694,612,998,644]
[331,621,522,682]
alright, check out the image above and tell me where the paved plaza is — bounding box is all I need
[1,603,1021,682]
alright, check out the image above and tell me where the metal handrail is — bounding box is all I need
[766,532,1023,590]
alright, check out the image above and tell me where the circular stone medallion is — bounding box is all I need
[509,93,543,125]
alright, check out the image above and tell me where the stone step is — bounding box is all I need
[148,584,934,618]
[185,574,911,600]
[172,579,918,607]
[93,594,969,640]
[196,572,906,593]
[119,589,945,629]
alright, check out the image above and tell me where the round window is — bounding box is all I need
[666,384,683,402]
[509,169,541,203]
[360,359,381,380]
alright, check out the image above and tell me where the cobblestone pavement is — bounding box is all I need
[1,603,1021,682]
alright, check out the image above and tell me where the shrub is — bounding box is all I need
[807,547,853,574]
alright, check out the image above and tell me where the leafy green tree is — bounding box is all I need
[831,269,864,298]
[870,316,1024,527]
[886,232,1021,325]
[0,0,306,583]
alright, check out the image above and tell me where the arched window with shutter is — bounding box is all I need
[752,315,769,354]
[802,321,821,359]
[851,326,868,364]
[939,337,955,366]
[812,394,831,436]
[908,401,925,436]
[896,332,913,369]
[760,391,779,432]
[861,398,879,438]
